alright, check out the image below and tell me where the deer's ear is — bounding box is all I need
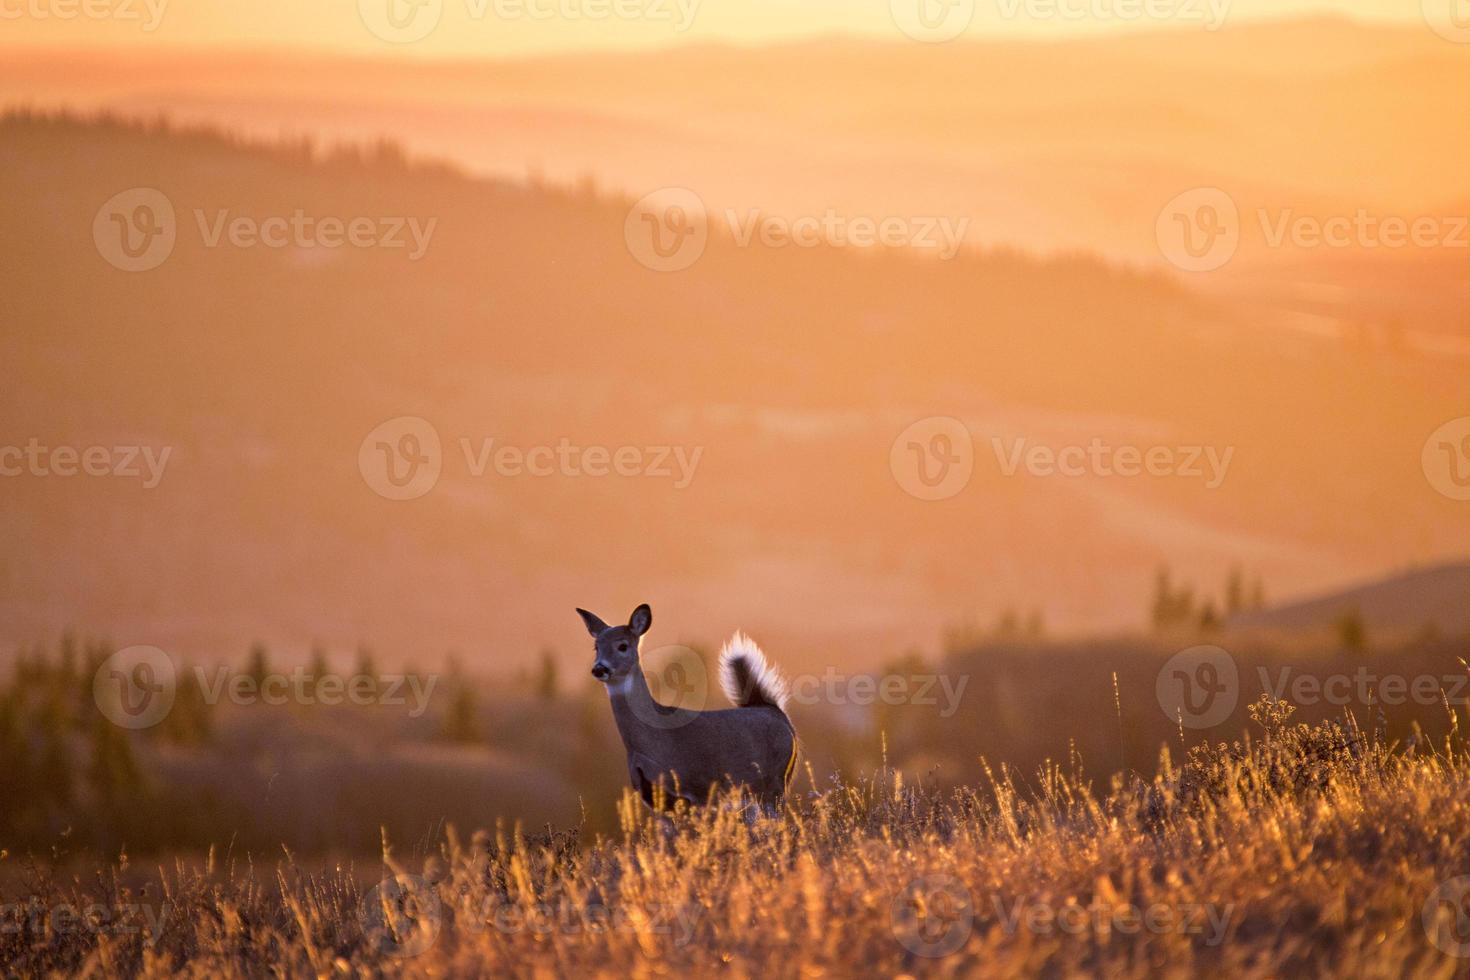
[576,608,609,637]
[628,604,652,636]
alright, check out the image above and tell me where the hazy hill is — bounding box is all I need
[1231,561,1470,638]
[3,18,1468,275]
[1,113,1467,672]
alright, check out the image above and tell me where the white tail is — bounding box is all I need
[719,631,790,711]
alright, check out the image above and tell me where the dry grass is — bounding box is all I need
[4,698,1469,978]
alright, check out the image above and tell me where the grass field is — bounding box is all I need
[5,696,1469,977]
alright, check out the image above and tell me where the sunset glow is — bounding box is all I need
[0,0,1429,55]
[3,4,1469,976]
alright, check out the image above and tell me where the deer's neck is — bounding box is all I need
[605,666,665,757]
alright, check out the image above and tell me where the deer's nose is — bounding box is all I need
[591,663,611,681]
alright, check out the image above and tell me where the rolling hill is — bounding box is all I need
[3,18,1469,270]
[1,112,1467,672]
[1231,561,1470,638]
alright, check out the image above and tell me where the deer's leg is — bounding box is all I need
[629,753,696,813]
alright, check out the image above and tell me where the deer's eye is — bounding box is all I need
[617,643,629,652]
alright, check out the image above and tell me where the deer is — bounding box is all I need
[576,604,798,814]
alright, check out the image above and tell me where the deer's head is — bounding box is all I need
[576,604,651,683]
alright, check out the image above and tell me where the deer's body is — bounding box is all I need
[577,606,797,810]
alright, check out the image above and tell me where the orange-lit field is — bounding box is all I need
[2,4,1470,977]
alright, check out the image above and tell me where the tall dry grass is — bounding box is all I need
[3,697,1468,977]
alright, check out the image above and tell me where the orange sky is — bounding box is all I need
[0,0,1432,56]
